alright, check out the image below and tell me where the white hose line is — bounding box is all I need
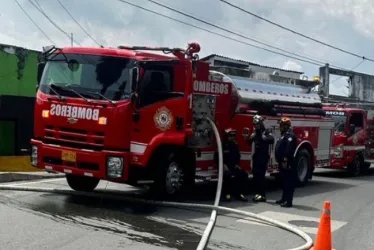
[0,185,313,250]
[196,117,223,250]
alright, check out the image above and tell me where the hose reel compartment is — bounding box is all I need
[186,94,216,148]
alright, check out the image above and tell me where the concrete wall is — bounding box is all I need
[0,44,40,156]
[319,65,374,102]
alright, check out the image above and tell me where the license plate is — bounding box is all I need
[61,150,76,162]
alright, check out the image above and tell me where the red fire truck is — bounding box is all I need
[321,96,374,176]
[30,42,335,198]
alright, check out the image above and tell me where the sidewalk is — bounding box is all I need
[0,172,65,183]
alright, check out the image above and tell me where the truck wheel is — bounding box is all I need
[348,154,364,177]
[151,150,195,200]
[66,174,100,192]
[295,149,311,186]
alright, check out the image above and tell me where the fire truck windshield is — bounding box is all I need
[39,53,135,101]
[328,114,347,133]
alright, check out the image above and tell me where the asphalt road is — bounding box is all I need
[1,168,374,250]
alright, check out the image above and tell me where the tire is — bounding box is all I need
[295,149,311,186]
[150,149,195,200]
[66,174,100,192]
[348,154,364,177]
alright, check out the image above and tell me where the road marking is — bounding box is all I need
[0,178,64,187]
[237,211,347,234]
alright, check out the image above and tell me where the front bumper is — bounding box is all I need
[329,158,346,168]
[31,139,130,182]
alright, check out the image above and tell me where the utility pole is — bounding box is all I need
[70,33,73,46]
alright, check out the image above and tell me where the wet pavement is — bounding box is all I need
[1,168,374,249]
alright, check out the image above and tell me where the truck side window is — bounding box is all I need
[349,112,364,135]
[138,69,173,107]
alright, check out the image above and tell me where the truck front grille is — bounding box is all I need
[43,125,104,150]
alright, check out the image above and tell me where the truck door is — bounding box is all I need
[129,61,186,165]
[347,111,366,147]
[365,110,374,160]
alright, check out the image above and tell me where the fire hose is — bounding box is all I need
[0,118,313,250]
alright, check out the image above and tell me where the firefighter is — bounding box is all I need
[244,115,274,202]
[275,117,297,208]
[214,128,248,202]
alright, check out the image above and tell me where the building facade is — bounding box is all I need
[0,44,40,156]
[201,54,303,80]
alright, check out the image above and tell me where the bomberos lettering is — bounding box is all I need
[193,80,229,95]
[50,104,100,121]
[325,110,345,116]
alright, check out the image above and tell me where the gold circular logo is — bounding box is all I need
[153,106,173,131]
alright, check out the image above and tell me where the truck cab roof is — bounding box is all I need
[322,106,364,113]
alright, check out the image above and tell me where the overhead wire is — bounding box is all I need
[144,0,327,66]
[14,0,55,44]
[116,0,327,67]
[217,0,374,63]
[55,0,103,47]
[143,0,355,70]
[28,0,81,45]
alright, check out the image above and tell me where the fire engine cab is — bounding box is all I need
[322,97,374,176]
[31,42,335,198]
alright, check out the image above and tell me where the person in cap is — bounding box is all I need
[244,115,274,202]
[214,128,248,201]
[275,117,297,208]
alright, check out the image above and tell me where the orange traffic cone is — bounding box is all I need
[310,201,336,250]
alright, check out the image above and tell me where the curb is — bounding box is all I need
[0,172,65,183]
[0,156,42,172]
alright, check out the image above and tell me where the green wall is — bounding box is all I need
[0,43,40,156]
[0,44,41,97]
[0,121,15,156]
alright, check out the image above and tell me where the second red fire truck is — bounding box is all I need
[31,42,336,198]
[321,96,374,176]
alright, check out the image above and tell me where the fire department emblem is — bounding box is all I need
[67,117,78,124]
[153,106,173,131]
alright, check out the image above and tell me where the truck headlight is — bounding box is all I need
[106,156,123,178]
[31,145,38,166]
[334,144,344,158]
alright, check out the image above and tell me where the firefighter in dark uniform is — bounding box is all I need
[214,128,248,202]
[275,117,297,208]
[244,115,274,202]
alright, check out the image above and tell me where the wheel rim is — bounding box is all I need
[297,157,308,182]
[165,162,184,195]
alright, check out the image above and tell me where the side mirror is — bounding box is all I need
[131,67,139,92]
[37,62,45,84]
